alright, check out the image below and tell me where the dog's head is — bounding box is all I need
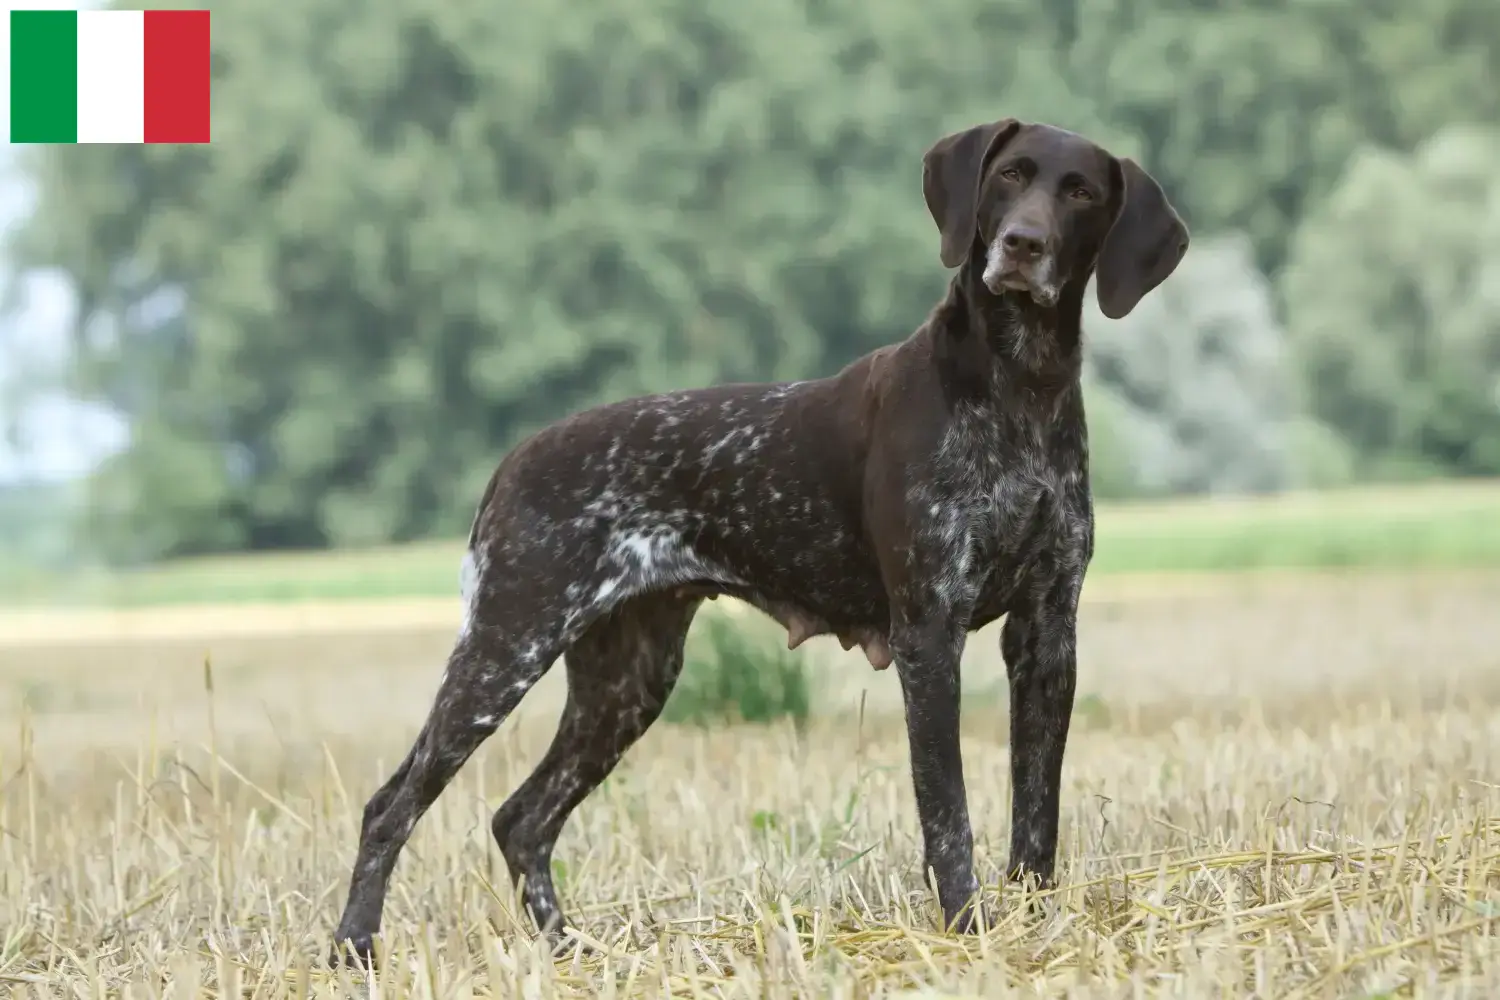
[922,119,1189,318]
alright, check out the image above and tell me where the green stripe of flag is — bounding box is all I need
[10,10,79,143]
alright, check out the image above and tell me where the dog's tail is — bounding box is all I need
[465,469,502,551]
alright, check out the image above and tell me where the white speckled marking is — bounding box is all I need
[458,546,482,637]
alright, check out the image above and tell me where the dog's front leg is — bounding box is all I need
[889,613,983,932]
[999,587,1079,887]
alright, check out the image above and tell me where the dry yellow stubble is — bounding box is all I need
[1,572,1498,997]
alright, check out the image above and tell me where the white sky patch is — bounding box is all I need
[1,0,124,484]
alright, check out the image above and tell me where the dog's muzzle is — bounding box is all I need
[982,224,1060,307]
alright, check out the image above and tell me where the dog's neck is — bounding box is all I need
[928,258,1087,407]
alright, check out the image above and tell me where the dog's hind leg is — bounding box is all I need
[329,608,566,966]
[491,591,700,939]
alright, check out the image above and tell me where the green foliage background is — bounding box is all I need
[7,0,1499,563]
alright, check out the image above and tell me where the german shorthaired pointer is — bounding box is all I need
[331,118,1188,964]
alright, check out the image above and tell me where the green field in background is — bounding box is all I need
[10,480,1500,608]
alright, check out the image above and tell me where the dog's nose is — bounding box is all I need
[1001,225,1048,260]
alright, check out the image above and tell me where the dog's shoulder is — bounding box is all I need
[864,321,954,434]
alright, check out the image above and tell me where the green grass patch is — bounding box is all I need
[1090,480,1500,574]
[6,480,1500,608]
[7,539,467,608]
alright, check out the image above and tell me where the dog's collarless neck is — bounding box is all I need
[933,267,1085,397]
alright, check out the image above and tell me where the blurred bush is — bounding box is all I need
[1282,124,1500,480]
[1083,232,1302,497]
[663,613,811,728]
[5,0,1498,563]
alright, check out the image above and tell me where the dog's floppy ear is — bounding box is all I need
[1095,158,1190,319]
[922,118,1021,269]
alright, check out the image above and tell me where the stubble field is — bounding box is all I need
[1,568,1499,997]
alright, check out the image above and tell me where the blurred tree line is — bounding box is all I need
[7,0,1499,562]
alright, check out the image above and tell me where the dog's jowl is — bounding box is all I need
[330,119,1188,965]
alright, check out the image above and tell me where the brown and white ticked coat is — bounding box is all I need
[331,118,1189,965]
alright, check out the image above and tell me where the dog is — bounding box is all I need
[330,118,1188,964]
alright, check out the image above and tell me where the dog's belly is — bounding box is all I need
[687,518,896,669]
[539,450,892,667]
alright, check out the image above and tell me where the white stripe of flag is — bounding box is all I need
[75,10,146,143]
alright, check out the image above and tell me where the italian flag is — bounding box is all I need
[9,8,210,143]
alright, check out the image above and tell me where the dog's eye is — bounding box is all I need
[1069,186,1093,201]
[998,167,1022,182]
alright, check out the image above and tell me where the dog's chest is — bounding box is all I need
[915,403,1081,606]
[942,408,1057,531]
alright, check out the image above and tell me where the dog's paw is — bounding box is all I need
[541,925,573,956]
[943,899,999,935]
[327,934,377,971]
[1003,866,1057,919]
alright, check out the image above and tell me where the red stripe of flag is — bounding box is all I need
[143,10,210,143]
